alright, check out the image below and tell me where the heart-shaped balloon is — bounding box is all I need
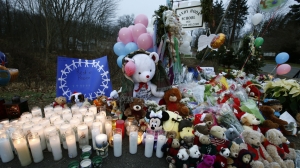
[124,60,136,76]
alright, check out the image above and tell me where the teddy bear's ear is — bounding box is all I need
[266,129,276,141]
[161,111,170,121]
[241,130,251,139]
[149,52,159,63]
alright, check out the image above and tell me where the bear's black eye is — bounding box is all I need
[150,69,152,72]
[279,136,281,138]
[251,137,254,140]
[138,72,141,74]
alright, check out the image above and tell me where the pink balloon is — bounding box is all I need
[117,37,121,42]
[132,23,147,42]
[137,33,153,50]
[276,64,291,75]
[134,14,149,27]
[128,25,134,31]
[124,60,136,76]
[118,27,133,44]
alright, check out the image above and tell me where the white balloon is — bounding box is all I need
[251,13,263,26]
[146,27,154,36]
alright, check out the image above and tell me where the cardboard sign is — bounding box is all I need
[201,67,215,74]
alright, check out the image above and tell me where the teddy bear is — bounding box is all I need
[93,95,110,110]
[209,126,228,149]
[193,123,210,146]
[197,154,216,168]
[178,119,195,148]
[193,112,217,129]
[239,129,280,168]
[169,147,190,168]
[166,131,178,139]
[259,104,292,135]
[263,129,295,168]
[224,125,243,144]
[188,145,202,168]
[122,51,165,101]
[161,87,190,117]
[163,138,181,158]
[124,97,146,122]
[213,147,231,168]
[53,96,68,108]
[232,149,253,168]
[226,141,240,167]
[198,133,217,155]
[278,132,296,160]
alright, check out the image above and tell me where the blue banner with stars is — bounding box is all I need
[56,56,112,102]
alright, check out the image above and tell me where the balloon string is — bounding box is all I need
[174,37,181,73]
[153,20,157,52]
[259,8,280,37]
[240,53,252,71]
[200,50,212,64]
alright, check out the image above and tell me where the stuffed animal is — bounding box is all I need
[124,97,146,121]
[122,51,165,100]
[163,138,181,158]
[226,141,240,167]
[145,109,169,131]
[213,147,230,168]
[239,112,262,132]
[93,95,108,109]
[178,119,195,148]
[224,125,243,144]
[70,92,85,107]
[110,100,121,118]
[260,104,292,135]
[239,129,280,168]
[163,110,183,139]
[194,112,216,129]
[166,131,178,139]
[209,126,228,148]
[232,149,253,168]
[81,98,91,108]
[198,133,217,155]
[188,145,202,168]
[263,129,295,168]
[193,123,210,146]
[278,133,296,160]
[162,87,190,117]
[53,96,68,108]
[169,147,190,168]
[243,81,261,100]
[197,154,216,168]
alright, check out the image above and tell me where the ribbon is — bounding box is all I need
[149,110,163,118]
[173,37,181,74]
[135,82,148,92]
[153,20,157,52]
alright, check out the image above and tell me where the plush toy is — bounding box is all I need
[145,109,169,131]
[209,126,228,148]
[243,81,261,100]
[169,147,190,168]
[226,141,240,167]
[188,145,202,168]
[163,110,183,139]
[194,112,217,129]
[166,131,178,139]
[213,147,230,168]
[193,123,210,146]
[232,149,253,168]
[163,138,181,158]
[53,96,68,108]
[263,99,283,117]
[178,119,195,148]
[93,95,108,109]
[138,118,148,132]
[70,92,85,107]
[263,129,295,168]
[224,125,243,144]
[259,105,292,135]
[162,87,190,117]
[239,129,280,168]
[81,98,91,108]
[238,112,262,131]
[196,154,216,168]
[198,133,217,155]
[124,97,146,122]
[110,100,121,118]
[122,51,165,101]
[278,132,296,160]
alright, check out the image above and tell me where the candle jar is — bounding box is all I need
[65,129,78,158]
[48,131,63,161]
[96,114,105,133]
[31,106,42,117]
[68,160,80,168]
[89,105,97,115]
[50,114,61,124]
[105,119,112,138]
[95,134,107,148]
[71,104,79,114]
[27,132,44,163]
[62,107,71,115]
[91,125,100,150]
[129,125,138,154]
[125,116,138,136]
[111,116,118,130]
[81,152,91,160]
[20,112,32,121]
[0,130,14,163]
[82,145,92,155]
[73,113,83,122]
[22,123,33,137]
[77,124,89,148]
[45,110,54,119]
[84,116,94,139]
[80,159,92,168]
[79,107,88,116]
[144,129,155,158]
[44,105,53,114]
[156,130,166,158]
[31,116,42,125]
[70,118,80,142]
[11,131,32,166]
[53,106,63,115]
[39,118,51,128]
[95,137,108,158]
[116,120,125,138]
[85,112,94,119]
[31,125,47,150]
[91,155,102,168]
[44,126,56,152]
[60,124,71,149]
[113,128,122,157]
[137,131,144,145]
[99,106,106,116]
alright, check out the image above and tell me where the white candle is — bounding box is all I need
[0,130,14,163]
[54,119,64,130]
[73,113,83,122]
[144,134,154,158]
[28,133,44,163]
[22,123,33,136]
[156,134,166,158]
[113,134,122,157]
[31,117,42,125]
[53,106,63,115]
[39,118,50,128]
[85,111,94,118]
[44,105,53,114]
[89,105,97,115]
[77,124,89,148]
[105,121,112,138]
[91,128,100,150]
[62,108,71,115]
[79,107,88,115]
[21,112,32,121]
[63,113,73,122]
[44,110,54,119]
[48,131,62,161]
[95,134,107,148]
[96,115,106,133]
[31,107,42,117]
[84,116,94,139]
[80,159,92,167]
[129,131,138,154]
[71,105,79,113]
[12,133,32,166]
[65,130,77,158]
[50,114,61,124]
[60,124,71,149]
[31,126,47,150]
[44,126,56,152]
[69,118,80,142]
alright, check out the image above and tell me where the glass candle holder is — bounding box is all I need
[95,134,107,148]
[20,112,32,121]
[60,124,71,149]
[85,112,94,119]
[156,130,166,158]
[116,120,125,138]
[45,110,54,119]
[125,116,138,136]
[44,126,56,152]
[99,106,106,116]
[79,107,88,116]
[111,116,118,130]
[31,116,42,125]
[137,131,144,145]
[105,119,112,138]
[144,129,155,158]
[65,129,77,158]
[11,131,32,166]
[77,124,89,148]
[31,106,42,117]
[0,130,14,163]
[82,145,92,155]
[62,108,71,115]
[96,114,106,133]
[91,155,102,168]
[53,106,63,115]
[54,119,64,130]
[39,118,51,128]
[22,123,34,137]
[69,118,80,142]
[91,124,101,150]
[89,105,97,115]
[71,104,79,114]
[129,125,138,154]
[50,114,61,124]
[27,132,44,163]
[73,113,83,122]
[84,116,94,139]
[44,105,54,114]
[80,159,92,168]
[113,128,122,157]
[31,125,47,150]
[48,130,63,161]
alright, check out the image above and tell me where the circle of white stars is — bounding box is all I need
[58,58,110,100]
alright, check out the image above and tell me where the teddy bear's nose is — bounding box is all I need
[257,142,260,145]
[235,154,237,157]
[146,75,149,78]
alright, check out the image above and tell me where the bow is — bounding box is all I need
[149,110,163,118]
[135,82,148,92]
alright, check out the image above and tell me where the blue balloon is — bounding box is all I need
[117,55,126,68]
[147,48,154,52]
[113,42,128,56]
[0,51,7,66]
[125,42,138,54]
[275,52,289,64]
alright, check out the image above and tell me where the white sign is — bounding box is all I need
[174,1,204,31]
[201,67,214,74]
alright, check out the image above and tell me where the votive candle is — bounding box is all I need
[95,134,107,148]
[156,131,166,158]
[113,128,122,157]
[89,105,97,115]
[44,126,56,152]
[31,125,47,150]
[60,124,71,149]
[28,132,44,163]
[11,131,32,166]
[77,124,89,148]
[65,130,77,158]
[144,130,155,158]
[48,131,63,161]
[31,106,42,117]
[0,130,14,163]
[69,118,80,142]
[84,116,94,139]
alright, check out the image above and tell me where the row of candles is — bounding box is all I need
[0,104,167,166]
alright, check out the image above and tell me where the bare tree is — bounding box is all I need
[116,14,135,29]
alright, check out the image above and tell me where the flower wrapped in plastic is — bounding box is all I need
[217,103,244,134]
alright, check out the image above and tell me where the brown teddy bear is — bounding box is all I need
[193,112,216,129]
[124,97,146,122]
[240,129,280,168]
[227,141,240,167]
[53,96,68,108]
[259,104,292,136]
[263,129,295,168]
[93,95,109,110]
[162,88,190,117]
[209,126,228,148]
[166,131,178,139]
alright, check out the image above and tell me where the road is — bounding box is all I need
[261,63,300,78]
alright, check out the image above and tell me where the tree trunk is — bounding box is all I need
[5,0,11,37]
[228,0,241,48]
